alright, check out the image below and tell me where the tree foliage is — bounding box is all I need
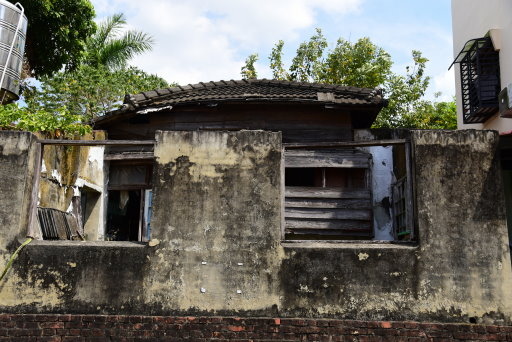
[12,0,96,77]
[241,54,258,80]
[0,103,91,135]
[1,11,170,135]
[23,65,170,121]
[1,65,169,135]
[242,29,456,129]
[84,13,154,70]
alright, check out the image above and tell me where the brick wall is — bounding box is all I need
[0,314,510,341]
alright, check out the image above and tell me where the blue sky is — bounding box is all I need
[90,0,455,101]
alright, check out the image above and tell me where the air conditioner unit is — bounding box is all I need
[499,84,512,118]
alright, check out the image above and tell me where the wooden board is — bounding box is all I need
[99,105,354,142]
[285,187,371,199]
[285,228,372,238]
[285,208,371,220]
[285,149,371,168]
[285,219,372,230]
[285,198,371,209]
[284,185,373,239]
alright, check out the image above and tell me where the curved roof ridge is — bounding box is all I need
[126,78,383,109]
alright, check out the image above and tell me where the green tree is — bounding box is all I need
[12,11,170,132]
[4,9,170,134]
[1,65,169,135]
[84,13,154,70]
[24,65,170,121]
[288,28,327,82]
[319,37,392,88]
[241,54,258,79]
[242,29,456,129]
[373,50,430,128]
[395,97,457,129]
[0,103,91,135]
[11,0,96,77]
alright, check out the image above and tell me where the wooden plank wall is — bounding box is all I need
[284,149,373,239]
[99,104,354,143]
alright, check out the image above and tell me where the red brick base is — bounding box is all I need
[0,314,510,341]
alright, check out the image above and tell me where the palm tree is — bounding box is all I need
[85,13,154,70]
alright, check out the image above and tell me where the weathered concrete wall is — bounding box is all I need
[412,130,512,322]
[0,129,510,325]
[39,131,105,211]
[145,130,283,314]
[0,131,38,247]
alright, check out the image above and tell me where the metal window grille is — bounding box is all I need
[458,37,500,123]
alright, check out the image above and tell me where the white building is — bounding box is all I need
[451,0,512,132]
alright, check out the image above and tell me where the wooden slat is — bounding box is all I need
[104,152,155,160]
[285,219,372,230]
[285,208,371,220]
[285,198,372,209]
[53,210,68,240]
[66,214,81,239]
[285,229,372,237]
[282,129,352,143]
[285,186,370,199]
[285,150,370,168]
[284,139,407,149]
[39,139,155,146]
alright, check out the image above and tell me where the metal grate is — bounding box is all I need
[458,37,500,124]
[392,176,409,238]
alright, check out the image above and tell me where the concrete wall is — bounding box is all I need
[0,129,510,324]
[0,131,38,248]
[451,0,512,132]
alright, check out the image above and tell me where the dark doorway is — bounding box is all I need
[106,190,141,241]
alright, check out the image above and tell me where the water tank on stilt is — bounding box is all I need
[0,0,26,103]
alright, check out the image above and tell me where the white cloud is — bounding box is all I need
[90,0,363,85]
[432,69,455,102]
[89,0,456,100]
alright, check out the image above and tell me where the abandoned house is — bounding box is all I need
[0,79,511,338]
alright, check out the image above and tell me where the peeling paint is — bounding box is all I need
[358,253,369,261]
[148,239,160,247]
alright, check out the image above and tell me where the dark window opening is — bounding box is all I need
[285,168,317,187]
[106,190,141,241]
[285,167,366,188]
[106,162,153,241]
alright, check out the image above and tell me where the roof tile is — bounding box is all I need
[122,79,384,110]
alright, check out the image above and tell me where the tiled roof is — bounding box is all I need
[124,79,385,109]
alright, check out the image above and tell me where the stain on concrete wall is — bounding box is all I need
[0,131,38,248]
[0,129,510,324]
[146,130,283,313]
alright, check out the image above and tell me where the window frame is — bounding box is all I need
[30,139,155,242]
[281,139,415,242]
